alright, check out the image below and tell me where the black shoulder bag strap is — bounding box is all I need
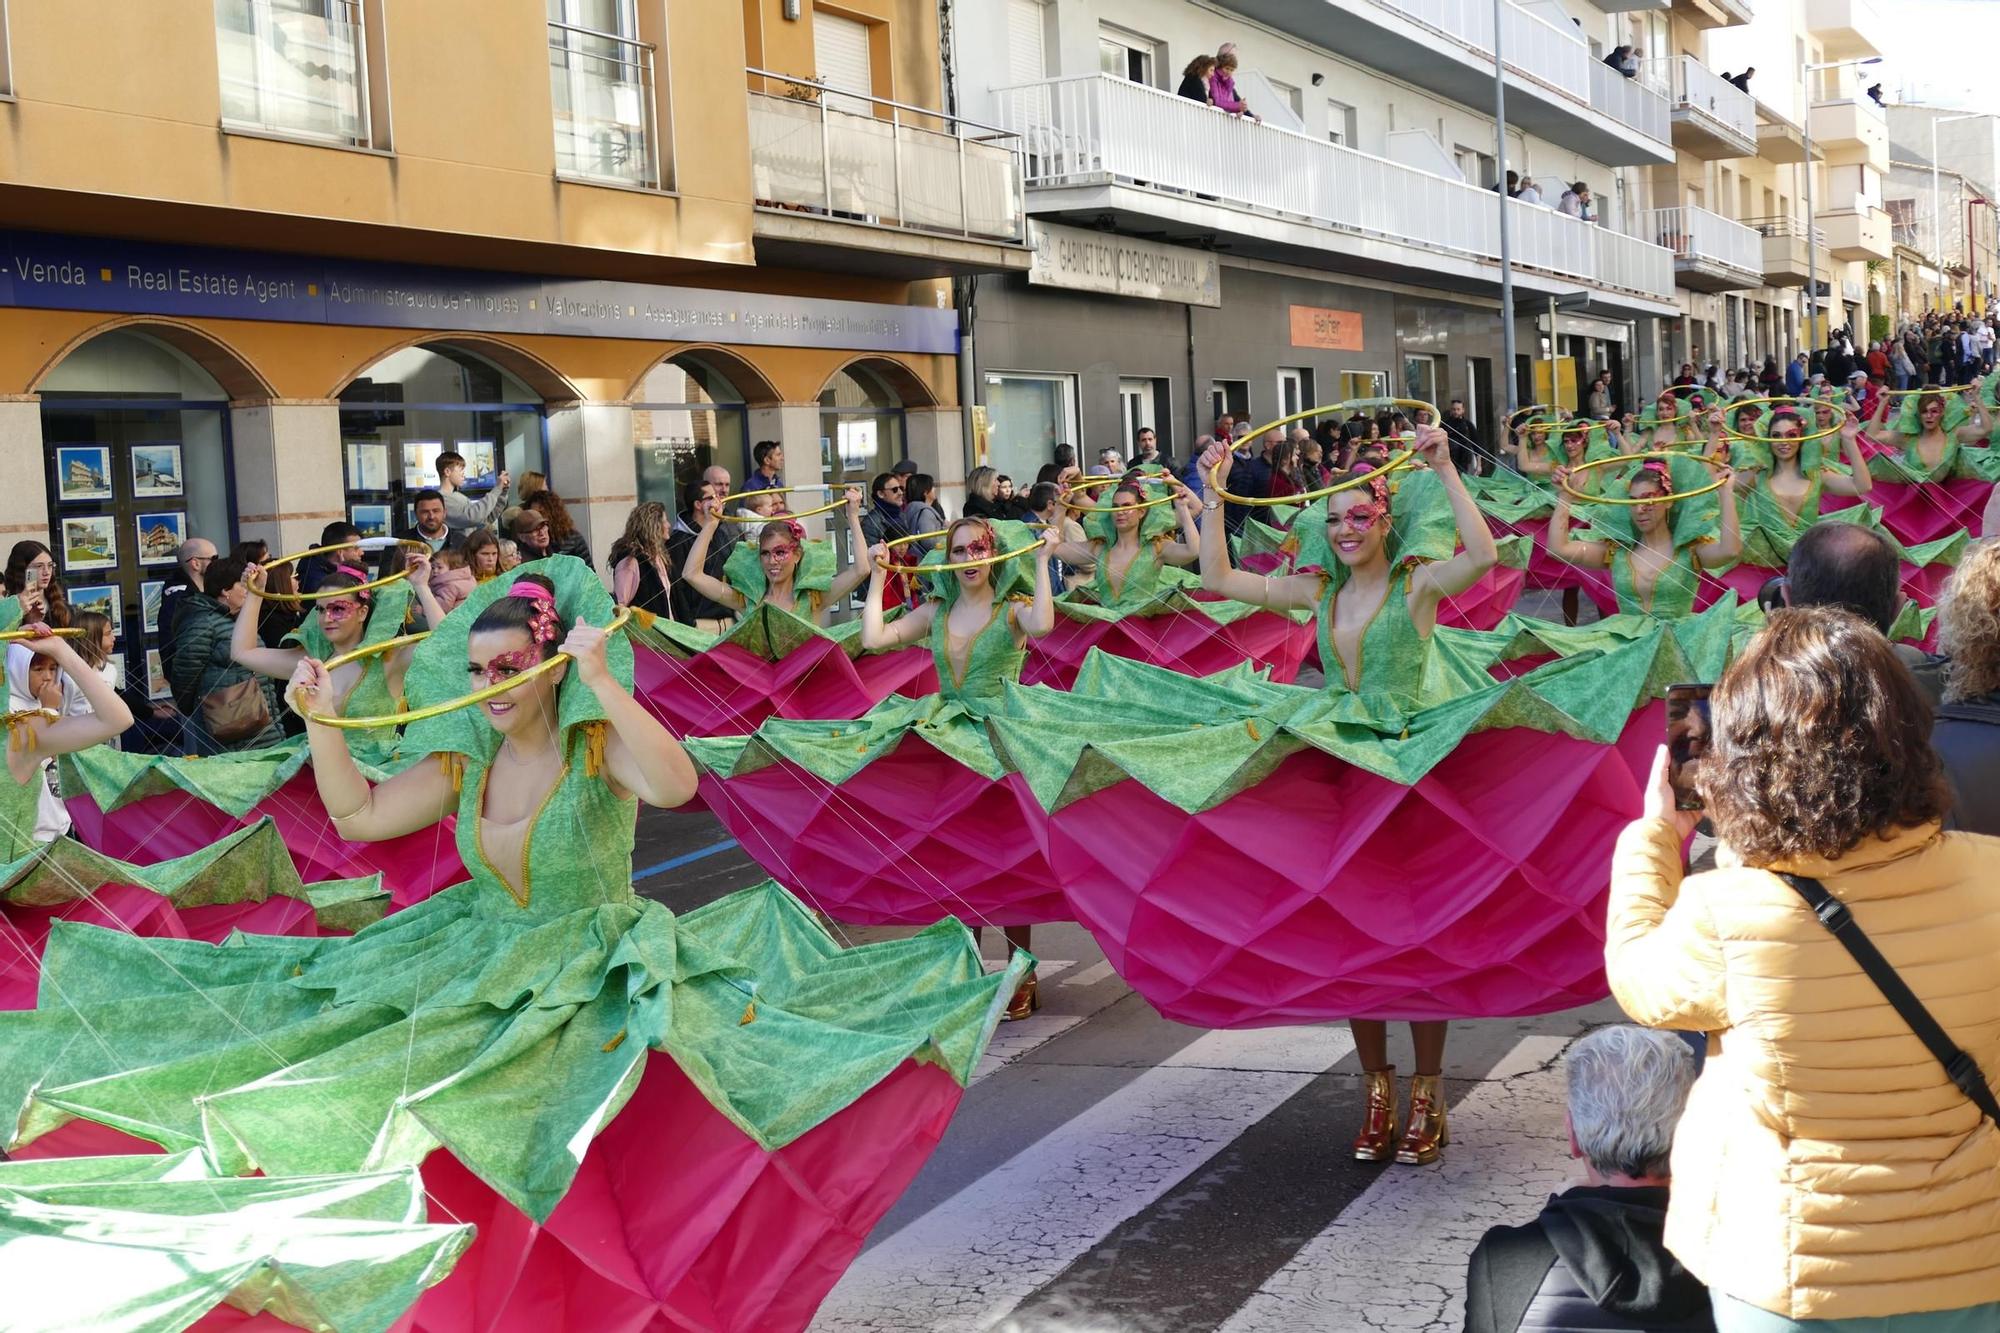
[1780,872,2000,1127]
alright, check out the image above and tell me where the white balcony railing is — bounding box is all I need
[991,75,1673,302]
[548,20,660,188]
[747,72,1025,244]
[1590,61,1672,144]
[215,0,370,145]
[1672,54,1756,140]
[1640,205,1763,275]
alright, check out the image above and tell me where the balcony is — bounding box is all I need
[1820,198,1893,260]
[1584,0,1668,10]
[1214,0,1673,166]
[1756,102,1821,164]
[1642,205,1764,291]
[215,0,370,146]
[1663,54,1757,158]
[1672,0,1754,27]
[1809,95,1889,165]
[547,21,661,188]
[991,75,1675,313]
[745,71,1030,279]
[1748,216,1822,286]
[1807,0,1885,59]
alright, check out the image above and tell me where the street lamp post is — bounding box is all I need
[1803,56,1883,350]
[1493,0,1517,419]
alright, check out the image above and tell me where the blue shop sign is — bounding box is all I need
[0,231,957,355]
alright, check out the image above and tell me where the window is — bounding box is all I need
[1402,355,1437,408]
[1268,79,1304,121]
[1209,380,1250,429]
[215,0,373,145]
[630,356,749,518]
[1339,370,1387,401]
[548,0,659,187]
[986,372,1075,483]
[0,3,12,98]
[1097,25,1157,85]
[1327,100,1357,148]
[1455,145,1496,188]
[1006,0,1046,84]
[815,10,874,114]
[1276,368,1314,422]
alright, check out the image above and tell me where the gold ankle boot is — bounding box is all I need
[1352,1067,1400,1162]
[1002,973,1040,1022]
[1395,1073,1449,1165]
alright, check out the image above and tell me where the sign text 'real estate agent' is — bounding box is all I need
[1288,304,1365,352]
[1027,222,1221,307]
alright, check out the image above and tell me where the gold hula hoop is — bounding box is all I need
[1559,450,1727,507]
[322,632,429,674]
[1233,397,1442,447]
[1060,472,1180,515]
[305,608,631,731]
[246,538,432,603]
[1206,450,1417,508]
[715,483,853,524]
[0,627,84,641]
[1883,382,1978,397]
[1718,395,1849,445]
[875,528,1054,574]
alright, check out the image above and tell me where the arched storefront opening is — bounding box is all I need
[818,363,907,487]
[337,344,549,538]
[39,328,241,695]
[629,354,753,516]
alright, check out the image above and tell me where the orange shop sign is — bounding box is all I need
[1288,305,1364,351]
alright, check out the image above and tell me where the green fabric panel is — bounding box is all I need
[721,530,836,607]
[0,1156,471,1333]
[1055,565,1309,627]
[1867,436,2000,483]
[0,818,386,930]
[1466,468,1560,524]
[1571,451,1723,552]
[58,738,413,821]
[684,694,1009,784]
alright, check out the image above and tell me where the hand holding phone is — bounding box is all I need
[1665,683,1714,812]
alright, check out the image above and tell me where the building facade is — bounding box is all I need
[0,0,1029,688]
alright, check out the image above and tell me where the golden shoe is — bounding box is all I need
[1395,1072,1449,1165]
[1003,973,1040,1022]
[1352,1067,1400,1162]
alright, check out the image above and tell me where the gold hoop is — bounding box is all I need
[1206,450,1417,509]
[322,632,429,674]
[1236,398,1441,446]
[1508,404,1562,430]
[1883,382,1978,397]
[1060,473,1180,514]
[879,528,949,557]
[1559,451,1727,507]
[0,627,84,641]
[247,539,431,603]
[1717,395,1849,445]
[305,609,632,731]
[876,530,1054,574]
[715,484,853,523]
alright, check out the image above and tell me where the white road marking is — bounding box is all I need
[1059,960,1117,988]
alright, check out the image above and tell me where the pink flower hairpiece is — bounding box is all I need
[507,581,562,645]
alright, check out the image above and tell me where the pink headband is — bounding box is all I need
[332,564,372,602]
[508,581,562,645]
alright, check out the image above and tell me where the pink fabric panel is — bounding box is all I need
[633,642,938,738]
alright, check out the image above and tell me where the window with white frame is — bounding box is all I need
[547,0,659,187]
[1209,380,1250,431]
[214,0,373,145]
[0,3,12,98]
[1339,370,1388,401]
[1097,24,1157,85]
[986,372,1077,484]
[1276,368,1314,422]
[1327,100,1357,148]
[1268,79,1303,121]
[1455,145,1496,188]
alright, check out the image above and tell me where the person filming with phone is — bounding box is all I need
[1606,606,2000,1332]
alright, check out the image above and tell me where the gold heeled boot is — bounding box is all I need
[1395,1073,1449,1165]
[1003,972,1040,1022]
[1352,1067,1400,1162]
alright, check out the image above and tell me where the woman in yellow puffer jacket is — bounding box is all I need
[1607,606,2000,1332]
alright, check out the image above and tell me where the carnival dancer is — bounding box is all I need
[1549,426,1740,619]
[1048,472,1202,611]
[1629,386,1705,452]
[0,558,1023,1333]
[1197,426,1496,1164]
[675,487,874,626]
[1730,402,1875,559]
[1864,379,1998,482]
[0,616,132,857]
[860,516,1057,1020]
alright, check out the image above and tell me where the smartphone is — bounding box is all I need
[1665,684,1714,812]
[22,567,40,593]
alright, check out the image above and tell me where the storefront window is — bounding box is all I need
[984,371,1072,482]
[338,345,546,538]
[819,366,905,485]
[630,357,749,519]
[39,331,237,698]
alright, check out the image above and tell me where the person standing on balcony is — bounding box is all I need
[1177,54,1216,106]
[1868,82,1886,107]
[1726,67,1753,93]
[1208,45,1259,121]
[1500,170,1521,197]
[1603,45,1636,79]
[1558,182,1595,222]
[1515,177,1546,207]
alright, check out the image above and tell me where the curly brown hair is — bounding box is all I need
[523,489,577,543]
[1699,606,1950,864]
[1937,538,2000,703]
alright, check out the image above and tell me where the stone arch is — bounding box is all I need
[625,345,783,406]
[28,316,277,400]
[327,333,582,403]
[819,355,939,408]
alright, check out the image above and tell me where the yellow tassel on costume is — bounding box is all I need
[439,752,464,793]
[739,1002,757,1026]
[601,1028,627,1053]
[631,607,656,631]
[583,721,608,779]
[1246,721,1261,742]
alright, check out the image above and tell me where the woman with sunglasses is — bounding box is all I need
[230,551,449,766]
[1197,425,1496,1164]
[675,487,873,627]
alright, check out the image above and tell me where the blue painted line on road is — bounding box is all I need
[633,838,741,883]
